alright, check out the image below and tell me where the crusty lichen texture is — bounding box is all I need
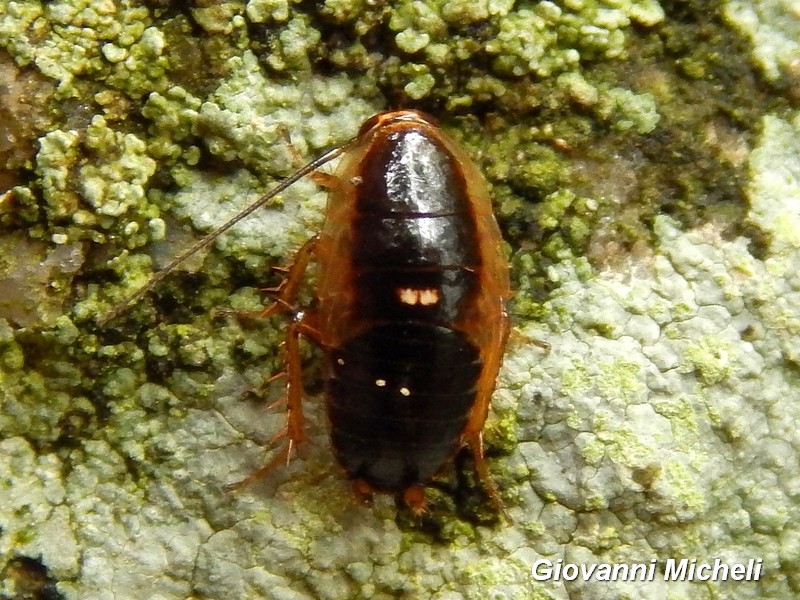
[1,0,799,599]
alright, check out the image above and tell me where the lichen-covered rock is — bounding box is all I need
[1,2,799,599]
[724,0,800,90]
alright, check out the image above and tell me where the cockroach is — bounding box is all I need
[101,109,511,513]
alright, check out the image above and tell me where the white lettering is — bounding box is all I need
[629,562,649,581]
[531,559,552,581]
[711,558,729,580]
[591,563,609,580]
[737,561,748,580]
[529,557,762,583]
[687,558,697,579]
[753,559,763,580]
[562,563,578,581]
[610,563,629,581]
[665,558,688,580]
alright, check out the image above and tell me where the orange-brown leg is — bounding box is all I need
[283,315,322,444]
[216,235,319,322]
[461,404,513,519]
[402,484,428,516]
[463,431,503,509]
[460,318,510,515]
[262,236,319,317]
[224,312,323,490]
[278,125,341,191]
[223,237,323,491]
[509,328,551,354]
[351,479,376,507]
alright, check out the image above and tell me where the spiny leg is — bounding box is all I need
[223,236,322,491]
[261,235,319,318]
[216,235,319,321]
[283,316,322,445]
[224,313,323,490]
[216,235,318,420]
[462,431,504,512]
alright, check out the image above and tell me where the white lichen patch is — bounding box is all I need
[723,0,800,85]
[747,114,800,254]
[507,193,799,598]
[167,49,379,262]
[0,439,80,584]
[743,113,800,373]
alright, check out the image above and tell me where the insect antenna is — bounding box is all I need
[97,141,351,326]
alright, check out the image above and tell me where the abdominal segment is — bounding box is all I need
[328,323,481,490]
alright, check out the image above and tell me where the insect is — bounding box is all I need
[102,109,511,513]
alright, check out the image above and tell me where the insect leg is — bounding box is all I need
[223,236,324,491]
[224,310,322,491]
[283,314,322,445]
[217,235,319,321]
[461,321,511,513]
[264,235,319,317]
[278,125,340,191]
[462,430,502,507]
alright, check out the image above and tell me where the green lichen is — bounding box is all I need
[663,460,708,517]
[680,335,735,385]
[247,0,290,23]
[4,0,167,98]
[80,116,158,218]
[595,86,660,133]
[191,2,246,34]
[596,359,647,401]
[651,395,698,436]
[34,129,81,220]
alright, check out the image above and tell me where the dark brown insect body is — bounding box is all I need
[103,109,510,512]
[276,110,511,510]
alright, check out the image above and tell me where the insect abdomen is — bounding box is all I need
[329,323,481,490]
